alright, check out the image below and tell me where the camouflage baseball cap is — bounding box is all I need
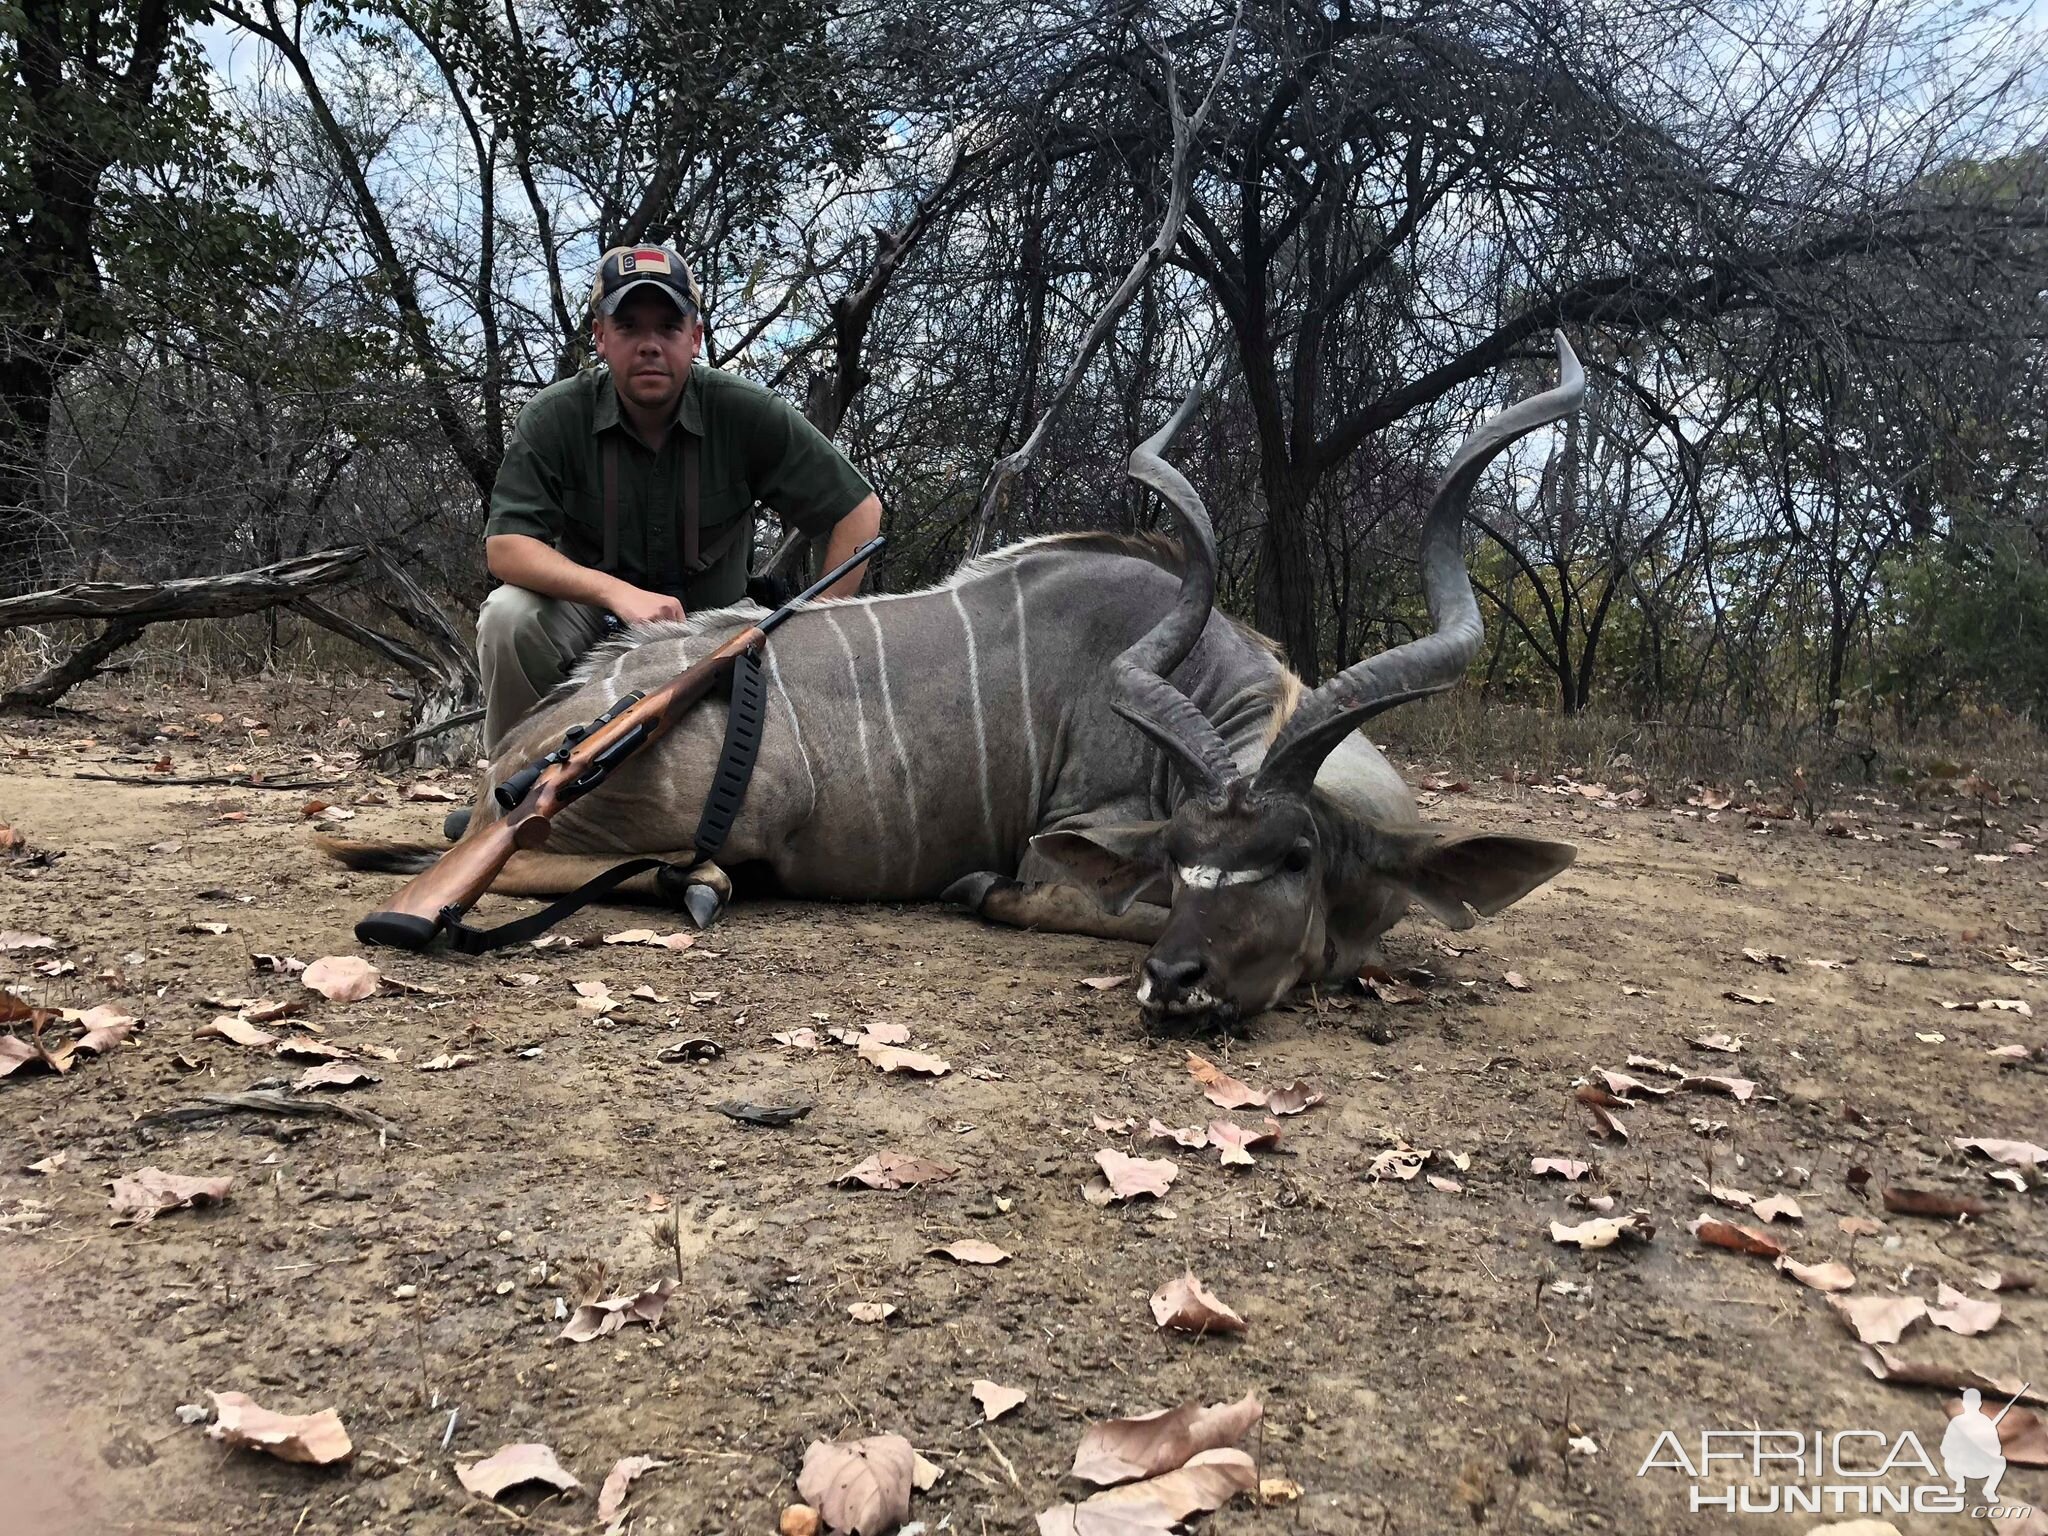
[590,244,703,318]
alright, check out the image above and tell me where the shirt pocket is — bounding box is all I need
[685,475,754,564]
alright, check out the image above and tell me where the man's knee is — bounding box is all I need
[476,583,552,665]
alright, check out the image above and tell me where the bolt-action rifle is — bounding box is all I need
[355,537,883,952]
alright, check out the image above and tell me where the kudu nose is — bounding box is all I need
[1142,954,1206,997]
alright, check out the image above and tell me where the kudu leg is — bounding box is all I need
[943,872,1168,945]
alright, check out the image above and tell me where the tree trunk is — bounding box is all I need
[1253,467,1322,683]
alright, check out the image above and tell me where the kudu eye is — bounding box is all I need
[1283,842,1312,875]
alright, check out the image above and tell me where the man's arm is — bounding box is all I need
[816,494,884,599]
[486,534,684,625]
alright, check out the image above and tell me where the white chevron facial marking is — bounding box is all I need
[950,586,995,852]
[1011,569,1041,817]
[862,603,923,883]
[823,612,883,884]
[1177,863,1273,890]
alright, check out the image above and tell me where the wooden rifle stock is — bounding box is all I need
[354,627,763,950]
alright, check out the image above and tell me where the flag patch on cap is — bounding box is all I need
[620,248,672,275]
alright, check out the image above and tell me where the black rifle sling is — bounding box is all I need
[445,648,769,954]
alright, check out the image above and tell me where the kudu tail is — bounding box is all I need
[315,834,439,875]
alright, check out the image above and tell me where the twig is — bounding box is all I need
[141,1089,399,1132]
[978,1429,1022,1491]
[73,772,343,790]
[368,707,484,762]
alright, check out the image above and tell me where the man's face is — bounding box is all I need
[594,290,702,414]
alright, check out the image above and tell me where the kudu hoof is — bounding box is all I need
[940,871,1012,913]
[683,884,724,930]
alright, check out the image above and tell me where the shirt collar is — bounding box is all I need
[592,366,704,438]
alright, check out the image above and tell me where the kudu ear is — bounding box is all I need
[1379,832,1577,930]
[1029,824,1170,916]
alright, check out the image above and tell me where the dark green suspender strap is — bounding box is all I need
[600,432,750,591]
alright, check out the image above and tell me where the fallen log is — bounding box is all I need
[0,548,367,627]
[0,549,371,712]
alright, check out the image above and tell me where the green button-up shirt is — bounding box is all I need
[485,366,872,609]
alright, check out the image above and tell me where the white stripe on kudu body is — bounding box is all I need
[950,586,996,854]
[762,646,817,821]
[1011,568,1042,818]
[822,612,884,885]
[862,602,924,884]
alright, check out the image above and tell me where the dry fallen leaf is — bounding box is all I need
[1071,1395,1263,1487]
[207,1391,352,1465]
[1502,971,1532,991]
[835,1151,956,1190]
[1263,1079,1325,1115]
[1856,1344,2047,1406]
[1039,1448,1258,1534]
[1184,1052,1265,1110]
[597,1454,667,1523]
[1691,1214,1784,1258]
[1955,1136,2048,1169]
[1927,1282,2001,1336]
[927,1240,1010,1266]
[1574,1085,1630,1142]
[418,1052,477,1072]
[559,1277,679,1343]
[1206,1120,1282,1168]
[1094,1149,1178,1201]
[860,1021,911,1044]
[1975,1269,2035,1292]
[1080,974,1130,991]
[301,955,380,1003]
[457,1443,581,1501]
[1092,1114,1138,1134]
[774,1028,820,1050]
[1883,1186,1989,1219]
[1549,1213,1654,1250]
[973,1380,1028,1421]
[26,1152,65,1175]
[847,1302,897,1324]
[291,1061,379,1093]
[1722,989,1775,1006]
[1366,1145,1428,1182]
[1680,1073,1759,1101]
[1531,1157,1592,1181]
[1598,1068,1673,1100]
[796,1435,914,1536]
[856,1037,950,1076]
[1691,1032,1744,1052]
[1751,1194,1803,1223]
[1839,1215,1886,1237]
[1776,1257,1856,1292]
[1146,1119,1207,1150]
[197,1016,277,1049]
[1150,1272,1246,1335]
[1830,1294,1928,1345]
[109,1168,232,1225]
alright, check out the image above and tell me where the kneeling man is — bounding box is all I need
[478,243,881,753]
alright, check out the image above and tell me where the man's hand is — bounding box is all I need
[486,534,685,625]
[605,585,685,626]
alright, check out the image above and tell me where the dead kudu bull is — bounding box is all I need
[326,335,1584,1031]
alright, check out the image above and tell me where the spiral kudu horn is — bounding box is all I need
[1255,331,1587,799]
[1108,370,1239,797]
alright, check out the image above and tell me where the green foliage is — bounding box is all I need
[1872,536,2048,725]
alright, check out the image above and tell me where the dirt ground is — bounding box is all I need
[2,677,2044,1536]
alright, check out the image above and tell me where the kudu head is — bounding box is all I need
[1038,334,1586,1032]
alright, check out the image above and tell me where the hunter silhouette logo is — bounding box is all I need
[1940,1387,2019,1501]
